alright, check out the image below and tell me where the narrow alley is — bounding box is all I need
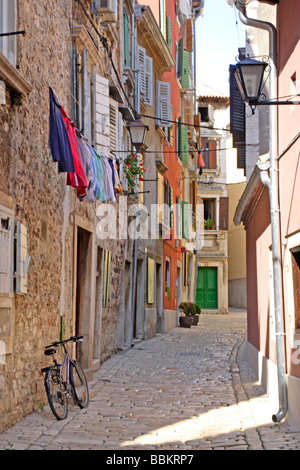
[1,310,300,452]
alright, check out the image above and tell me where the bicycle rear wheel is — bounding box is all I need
[45,368,68,420]
[70,360,89,409]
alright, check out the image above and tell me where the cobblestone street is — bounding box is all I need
[1,310,300,452]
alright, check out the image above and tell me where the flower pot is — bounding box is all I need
[179,316,193,328]
[191,315,199,326]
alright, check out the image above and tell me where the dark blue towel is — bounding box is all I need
[49,87,75,173]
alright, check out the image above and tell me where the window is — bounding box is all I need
[165,257,170,289]
[71,25,103,144]
[72,45,94,143]
[201,138,217,170]
[203,198,216,230]
[0,0,16,67]
[202,197,228,231]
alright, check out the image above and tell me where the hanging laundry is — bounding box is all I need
[114,160,122,192]
[108,158,116,191]
[48,87,75,173]
[76,134,93,188]
[60,106,88,197]
[101,155,116,203]
[92,149,107,203]
[85,146,100,204]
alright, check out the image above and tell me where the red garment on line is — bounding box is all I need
[60,106,87,196]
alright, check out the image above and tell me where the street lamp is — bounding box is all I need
[126,114,149,152]
[234,57,267,105]
[234,57,300,111]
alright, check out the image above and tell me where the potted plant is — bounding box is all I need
[123,153,145,188]
[178,302,201,327]
[204,219,216,230]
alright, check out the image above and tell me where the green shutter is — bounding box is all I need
[180,50,189,88]
[166,16,172,53]
[180,123,189,165]
[182,201,190,240]
[177,37,184,78]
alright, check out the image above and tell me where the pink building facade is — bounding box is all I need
[233,0,300,429]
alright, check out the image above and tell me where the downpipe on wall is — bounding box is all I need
[234,0,288,423]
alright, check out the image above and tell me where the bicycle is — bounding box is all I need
[41,335,89,420]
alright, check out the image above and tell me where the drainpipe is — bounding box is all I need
[234,0,288,423]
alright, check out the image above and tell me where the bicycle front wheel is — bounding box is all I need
[70,360,89,409]
[45,368,68,420]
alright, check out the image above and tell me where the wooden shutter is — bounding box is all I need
[230,64,246,172]
[180,49,189,88]
[145,56,153,106]
[186,18,193,52]
[16,222,30,295]
[219,197,229,231]
[208,140,217,169]
[182,201,190,240]
[0,208,13,294]
[180,120,189,165]
[177,37,184,78]
[166,16,172,53]
[147,257,155,304]
[156,81,171,127]
[138,45,146,95]
[109,98,118,152]
[194,114,201,143]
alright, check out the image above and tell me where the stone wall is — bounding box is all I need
[0,0,128,432]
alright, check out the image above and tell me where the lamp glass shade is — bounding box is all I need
[234,58,267,102]
[127,115,149,151]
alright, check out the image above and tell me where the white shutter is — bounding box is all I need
[145,56,153,106]
[156,81,171,127]
[109,98,118,152]
[138,45,146,96]
[16,222,30,295]
[0,207,13,294]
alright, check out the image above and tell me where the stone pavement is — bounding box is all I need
[1,310,300,451]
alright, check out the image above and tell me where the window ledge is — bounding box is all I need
[0,52,32,96]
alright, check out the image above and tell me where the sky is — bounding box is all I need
[195,0,246,96]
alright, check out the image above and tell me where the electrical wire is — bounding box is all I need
[140,113,231,132]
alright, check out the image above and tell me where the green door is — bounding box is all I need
[196,267,218,309]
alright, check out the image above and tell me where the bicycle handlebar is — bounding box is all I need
[45,335,84,349]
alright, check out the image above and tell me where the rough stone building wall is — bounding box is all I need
[0,0,129,432]
[0,0,73,431]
